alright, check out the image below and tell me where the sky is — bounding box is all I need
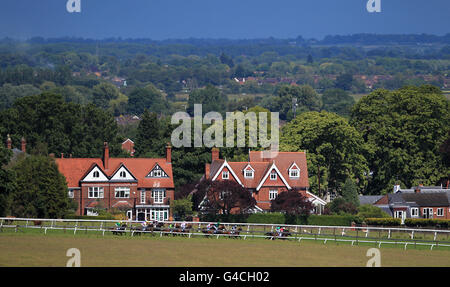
[0,0,449,40]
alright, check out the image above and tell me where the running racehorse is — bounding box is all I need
[265,229,292,240]
[111,223,127,236]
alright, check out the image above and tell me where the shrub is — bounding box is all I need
[365,218,401,226]
[357,204,391,219]
[247,213,285,224]
[64,214,115,220]
[307,215,361,226]
[404,218,450,228]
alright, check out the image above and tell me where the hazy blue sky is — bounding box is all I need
[1,0,449,40]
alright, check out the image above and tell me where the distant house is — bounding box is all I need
[121,138,135,156]
[201,148,326,214]
[372,185,450,222]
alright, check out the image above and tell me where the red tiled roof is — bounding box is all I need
[208,151,309,190]
[55,157,174,189]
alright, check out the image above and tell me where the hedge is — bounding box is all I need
[364,218,402,226]
[306,215,361,226]
[247,213,285,224]
[404,218,450,228]
[64,214,116,220]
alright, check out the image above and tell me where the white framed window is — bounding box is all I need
[270,171,277,180]
[244,170,254,179]
[68,190,74,198]
[411,208,419,217]
[93,171,100,178]
[88,187,104,198]
[269,189,278,200]
[152,189,165,204]
[289,169,299,178]
[115,187,130,198]
[423,208,433,219]
[437,208,444,217]
[120,171,127,178]
[222,171,229,180]
[140,191,146,204]
[394,211,404,219]
[153,169,162,177]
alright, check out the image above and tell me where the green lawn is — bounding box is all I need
[0,229,450,267]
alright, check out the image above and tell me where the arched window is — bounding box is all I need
[93,171,100,178]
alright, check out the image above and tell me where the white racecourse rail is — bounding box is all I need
[1,217,450,250]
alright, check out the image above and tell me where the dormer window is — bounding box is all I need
[289,163,300,179]
[270,171,277,180]
[244,164,254,179]
[93,171,100,178]
[222,171,229,179]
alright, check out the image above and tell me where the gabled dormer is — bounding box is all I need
[288,162,300,179]
[110,164,137,182]
[81,164,109,182]
[243,164,255,179]
[256,162,291,191]
[146,163,169,178]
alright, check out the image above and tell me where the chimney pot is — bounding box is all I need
[212,147,219,161]
[166,142,172,163]
[103,142,110,170]
[21,137,26,153]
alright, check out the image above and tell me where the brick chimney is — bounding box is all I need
[166,142,172,163]
[205,163,211,179]
[6,134,11,149]
[21,137,26,153]
[415,184,423,193]
[103,142,109,170]
[212,147,219,161]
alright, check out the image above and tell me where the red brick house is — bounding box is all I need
[121,138,135,156]
[203,148,326,214]
[55,142,175,221]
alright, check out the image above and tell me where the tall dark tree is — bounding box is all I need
[134,110,168,157]
[0,145,16,216]
[187,85,227,116]
[321,88,355,117]
[202,180,256,215]
[11,155,75,218]
[270,190,313,216]
[127,84,169,115]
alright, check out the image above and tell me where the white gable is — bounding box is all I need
[256,162,291,191]
[211,160,243,186]
[110,165,136,181]
[146,164,169,178]
[82,165,109,182]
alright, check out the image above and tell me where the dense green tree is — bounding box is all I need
[321,88,355,117]
[0,93,121,158]
[92,82,121,109]
[127,84,169,115]
[11,155,75,218]
[0,145,16,216]
[0,84,41,111]
[341,178,360,207]
[187,85,227,116]
[281,111,368,196]
[335,72,354,91]
[134,110,170,157]
[350,85,450,194]
[264,84,321,121]
[172,196,194,220]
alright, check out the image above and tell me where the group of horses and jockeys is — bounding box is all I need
[111,221,291,240]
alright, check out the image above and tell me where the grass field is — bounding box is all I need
[1,231,449,267]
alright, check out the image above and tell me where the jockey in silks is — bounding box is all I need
[231,225,237,234]
[206,223,212,231]
[213,222,220,234]
[276,226,282,237]
[181,221,186,232]
[115,221,121,230]
[141,221,147,232]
